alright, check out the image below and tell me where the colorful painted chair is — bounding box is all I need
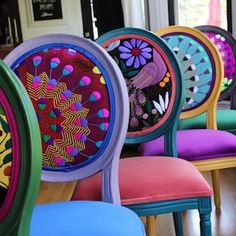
[2,36,146,236]
[178,25,236,134]
[139,26,236,211]
[71,28,213,236]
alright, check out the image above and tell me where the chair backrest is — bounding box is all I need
[0,60,42,235]
[4,34,129,203]
[157,26,224,129]
[195,25,236,104]
[96,28,184,156]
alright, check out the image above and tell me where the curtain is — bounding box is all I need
[207,0,221,26]
[121,0,145,28]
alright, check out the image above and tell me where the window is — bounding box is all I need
[169,0,232,31]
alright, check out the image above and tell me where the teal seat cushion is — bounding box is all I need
[30,201,145,236]
[178,109,236,134]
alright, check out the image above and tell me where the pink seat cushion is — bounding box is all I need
[139,129,236,161]
[72,157,212,205]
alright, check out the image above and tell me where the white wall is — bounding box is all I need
[18,0,83,41]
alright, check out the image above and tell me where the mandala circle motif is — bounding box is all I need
[13,47,111,171]
[162,33,215,111]
[204,32,236,93]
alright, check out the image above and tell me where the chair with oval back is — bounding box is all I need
[71,28,213,236]
[178,25,236,134]
[0,59,42,235]
[139,26,236,211]
[2,36,146,236]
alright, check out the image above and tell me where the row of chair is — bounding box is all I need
[1,24,235,236]
[71,25,236,235]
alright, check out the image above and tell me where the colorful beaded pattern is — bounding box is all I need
[203,32,236,93]
[12,46,114,171]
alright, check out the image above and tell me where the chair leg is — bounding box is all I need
[173,212,183,236]
[211,170,221,210]
[146,216,156,236]
[199,197,212,236]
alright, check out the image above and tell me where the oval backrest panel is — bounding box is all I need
[4,35,126,174]
[157,26,223,117]
[96,28,183,144]
[196,25,236,101]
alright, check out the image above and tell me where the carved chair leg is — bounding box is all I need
[173,212,183,236]
[199,197,212,236]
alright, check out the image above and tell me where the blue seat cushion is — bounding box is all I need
[30,201,145,236]
[139,129,236,161]
[178,110,236,134]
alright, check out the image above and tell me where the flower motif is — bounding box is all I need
[119,39,152,69]
[130,116,139,128]
[222,77,233,92]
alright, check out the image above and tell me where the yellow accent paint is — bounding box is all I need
[156,26,236,211]
[92,66,101,74]
[100,76,105,84]
[164,77,169,83]
[159,82,165,87]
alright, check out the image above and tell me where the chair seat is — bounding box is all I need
[72,157,212,205]
[30,201,145,236]
[178,110,236,134]
[139,129,236,161]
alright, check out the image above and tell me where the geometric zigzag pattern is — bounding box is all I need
[14,48,111,171]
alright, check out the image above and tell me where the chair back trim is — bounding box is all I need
[0,60,42,235]
[0,88,20,221]
[4,34,129,185]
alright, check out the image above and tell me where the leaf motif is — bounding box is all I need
[3,153,12,165]
[113,56,119,65]
[142,120,150,128]
[119,59,127,71]
[165,91,169,109]
[127,70,139,77]
[159,94,165,112]
[5,139,12,149]
[0,116,9,133]
[153,114,159,124]
[105,40,120,52]
[146,101,152,112]
[74,55,94,70]
[153,100,163,114]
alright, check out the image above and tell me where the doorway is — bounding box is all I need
[0,0,22,58]
[80,0,124,40]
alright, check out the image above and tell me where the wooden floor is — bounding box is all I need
[36,168,236,236]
